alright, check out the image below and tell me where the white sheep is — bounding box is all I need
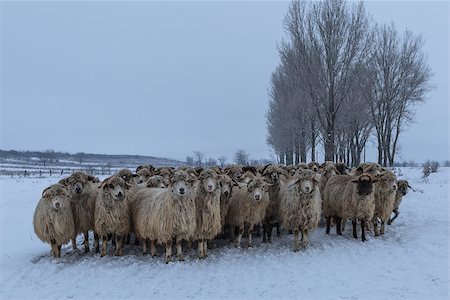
[133,170,196,263]
[33,184,75,258]
[372,171,398,236]
[280,169,321,251]
[226,177,271,248]
[94,175,132,257]
[193,169,222,259]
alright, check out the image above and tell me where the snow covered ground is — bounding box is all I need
[0,168,448,299]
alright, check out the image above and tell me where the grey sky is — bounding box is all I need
[1,1,448,163]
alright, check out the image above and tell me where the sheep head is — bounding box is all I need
[290,170,319,195]
[146,175,169,188]
[100,175,131,201]
[351,173,377,196]
[59,172,98,196]
[42,184,71,211]
[169,171,193,198]
[375,171,398,193]
[198,169,219,193]
[246,177,271,202]
[396,180,410,196]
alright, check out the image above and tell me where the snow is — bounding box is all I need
[0,168,448,299]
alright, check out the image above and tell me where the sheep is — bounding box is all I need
[226,177,271,248]
[33,184,75,258]
[193,169,222,259]
[155,167,174,180]
[261,164,288,243]
[372,171,398,236]
[117,169,137,184]
[318,163,339,198]
[224,165,244,182]
[388,180,412,225]
[136,164,155,173]
[133,170,196,263]
[335,162,351,175]
[136,168,154,185]
[307,162,320,173]
[94,176,132,257]
[58,172,100,252]
[354,162,383,177]
[280,169,321,251]
[218,174,240,230]
[146,175,169,188]
[323,173,378,241]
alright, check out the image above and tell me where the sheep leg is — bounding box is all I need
[94,233,100,253]
[335,217,342,235]
[83,231,90,253]
[373,221,379,237]
[114,235,123,256]
[164,240,172,263]
[142,238,148,256]
[198,240,204,259]
[176,238,184,261]
[325,217,331,234]
[203,240,208,257]
[341,219,346,232]
[293,229,300,252]
[262,223,267,243]
[276,223,281,237]
[361,220,367,242]
[380,221,385,235]
[254,224,261,237]
[51,243,60,258]
[352,220,358,239]
[235,225,244,248]
[267,224,274,244]
[71,236,78,250]
[134,235,140,246]
[150,240,157,257]
[300,229,309,248]
[125,234,130,245]
[248,224,254,248]
[101,235,108,257]
[388,209,399,225]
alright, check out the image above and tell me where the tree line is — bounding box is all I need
[266,0,432,167]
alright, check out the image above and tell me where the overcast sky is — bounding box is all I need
[1,1,448,163]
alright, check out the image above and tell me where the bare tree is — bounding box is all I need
[205,158,218,167]
[193,151,204,167]
[369,24,432,166]
[218,156,228,168]
[74,152,86,165]
[186,156,194,166]
[282,0,373,161]
[234,150,249,165]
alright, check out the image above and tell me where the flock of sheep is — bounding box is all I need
[33,162,413,262]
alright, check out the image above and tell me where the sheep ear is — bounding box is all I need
[351,178,359,183]
[42,186,52,197]
[58,178,68,186]
[407,184,415,192]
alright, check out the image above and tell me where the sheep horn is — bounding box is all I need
[408,184,416,192]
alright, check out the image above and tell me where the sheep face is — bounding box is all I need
[137,169,153,185]
[117,169,134,183]
[61,172,95,196]
[199,170,219,193]
[170,171,193,197]
[262,165,284,184]
[352,173,376,196]
[101,176,128,201]
[397,180,409,196]
[247,178,270,202]
[224,166,243,182]
[219,175,237,199]
[42,185,71,211]
[376,172,398,193]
